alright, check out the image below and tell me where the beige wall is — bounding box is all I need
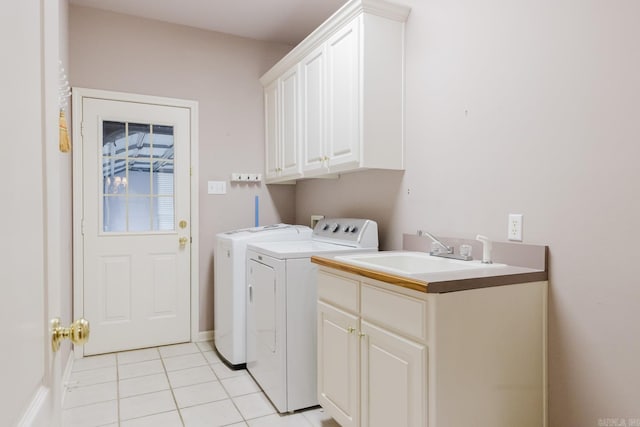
[296,0,640,424]
[69,6,295,332]
[69,1,640,423]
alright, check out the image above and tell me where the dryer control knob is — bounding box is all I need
[330,223,340,232]
[350,226,358,233]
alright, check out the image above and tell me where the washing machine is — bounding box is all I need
[245,218,378,412]
[214,224,312,368]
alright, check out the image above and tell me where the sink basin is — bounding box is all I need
[335,251,504,276]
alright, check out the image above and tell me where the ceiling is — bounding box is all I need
[69,0,350,45]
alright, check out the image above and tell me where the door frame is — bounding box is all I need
[71,87,200,358]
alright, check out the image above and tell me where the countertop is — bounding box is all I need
[311,252,548,293]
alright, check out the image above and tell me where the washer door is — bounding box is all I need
[246,256,287,412]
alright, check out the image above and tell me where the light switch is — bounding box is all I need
[208,181,226,195]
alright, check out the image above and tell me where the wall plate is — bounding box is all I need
[311,215,325,229]
[508,214,523,241]
[208,181,226,194]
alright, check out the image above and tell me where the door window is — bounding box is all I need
[102,121,175,232]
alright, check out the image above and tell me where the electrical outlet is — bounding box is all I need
[508,214,523,241]
[311,215,325,229]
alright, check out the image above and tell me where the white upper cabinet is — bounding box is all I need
[264,65,303,182]
[325,16,361,173]
[260,0,411,183]
[264,80,280,180]
[301,45,327,174]
[279,65,302,178]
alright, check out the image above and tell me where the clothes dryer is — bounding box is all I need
[214,224,311,368]
[246,218,378,412]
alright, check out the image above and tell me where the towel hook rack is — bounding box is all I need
[58,60,71,110]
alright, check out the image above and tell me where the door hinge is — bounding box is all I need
[190,237,193,243]
[80,121,84,138]
[81,218,85,235]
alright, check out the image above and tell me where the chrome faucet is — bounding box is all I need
[418,230,473,261]
[422,231,451,254]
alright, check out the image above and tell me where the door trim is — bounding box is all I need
[71,87,200,358]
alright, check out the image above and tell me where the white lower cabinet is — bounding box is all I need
[317,301,360,427]
[360,321,426,427]
[317,268,548,427]
[317,272,426,427]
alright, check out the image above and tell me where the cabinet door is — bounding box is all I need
[326,16,361,171]
[264,80,280,180]
[301,45,327,174]
[317,301,360,427]
[361,320,426,427]
[279,65,301,178]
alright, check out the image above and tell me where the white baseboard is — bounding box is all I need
[19,351,75,426]
[17,386,49,427]
[195,330,213,342]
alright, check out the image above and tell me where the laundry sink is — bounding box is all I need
[335,251,504,276]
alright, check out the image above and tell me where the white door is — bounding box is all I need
[360,321,426,427]
[317,301,360,427]
[79,95,192,355]
[326,16,361,170]
[301,44,327,174]
[264,80,280,180]
[1,1,65,425]
[279,65,301,178]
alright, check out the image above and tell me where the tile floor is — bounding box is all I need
[63,341,340,427]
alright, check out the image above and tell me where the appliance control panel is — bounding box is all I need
[312,218,378,249]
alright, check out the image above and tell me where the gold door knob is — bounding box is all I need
[179,220,188,229]
[179,237,189,248]
[51,318,90,352]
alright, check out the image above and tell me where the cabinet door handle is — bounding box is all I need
[347,327,356,334]
[358,332,366,338]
